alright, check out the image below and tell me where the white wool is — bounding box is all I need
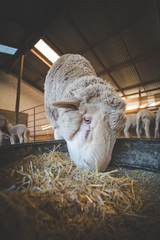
[44,54,126,171]
[124,114,136,138]
[136,109,155,138]
[9,124,30,144]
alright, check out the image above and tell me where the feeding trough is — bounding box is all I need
[0,138,160,240]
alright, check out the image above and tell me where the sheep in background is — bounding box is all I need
[44,54,126,172]
[136,109,155,138]
[9,124,30,144]
[124,114,136,138]
[155,107,160,138]
[0,115,13,146]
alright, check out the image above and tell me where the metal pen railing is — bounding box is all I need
[18,103,160,142]
[19,104,54,142]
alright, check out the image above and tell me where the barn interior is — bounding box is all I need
[0,0,160,239]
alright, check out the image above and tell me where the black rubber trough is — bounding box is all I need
[0,138,160,172]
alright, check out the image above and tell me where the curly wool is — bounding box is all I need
[64,76,125,110]
[44,54,126,140]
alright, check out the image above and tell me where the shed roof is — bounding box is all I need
[0,0,160,111]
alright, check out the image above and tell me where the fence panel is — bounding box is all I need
[19,104,54,142]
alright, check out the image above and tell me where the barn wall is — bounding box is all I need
[0,70,44,112]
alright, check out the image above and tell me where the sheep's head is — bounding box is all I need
[53,96,126,172]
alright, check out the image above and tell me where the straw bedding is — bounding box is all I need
[0,148,159,240]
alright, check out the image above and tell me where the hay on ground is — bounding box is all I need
[0,147,159,240]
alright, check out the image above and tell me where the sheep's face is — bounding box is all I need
[53,98,125,172]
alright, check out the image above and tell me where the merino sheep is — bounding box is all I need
[44,54,126,172]
[136,109,155,138]
[124,114,137,138]
[155,107,160,138]
[0,115,13,146]
[9,124,30,144]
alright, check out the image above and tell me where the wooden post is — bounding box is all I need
[15,54,24,125]
[33,107,36,142]
[138,89,141,109]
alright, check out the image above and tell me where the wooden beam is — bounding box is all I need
[120,78,160,92]
[22,77,44,93]
[30,49,52,68]
[117,32,148,97]
[125,87,160,97]
[43,36,64,56]
[15,54,24,125]
[24,62,46,81]
[7,1,68,73]
[12,70,44,93]
[79,5,159,55]
[97,48,160,76]
[0,38,21,49]
[138,90,142,108]
[67,14,125,97]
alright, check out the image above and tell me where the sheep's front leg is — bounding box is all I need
[136,121,141,138]
[124,125,131,138]
[10,136,16,144]
[155,119,160,138]
[143,118,150,138]
[19,135,24,143]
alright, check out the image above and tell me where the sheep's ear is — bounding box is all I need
[52,97,80,110]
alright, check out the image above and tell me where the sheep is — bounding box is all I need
[9,124,30,144]
[123,114,137,138]
[155,107,160,138]
[0,115,13,146]
[44,54,126,172]
[136,109,155,138]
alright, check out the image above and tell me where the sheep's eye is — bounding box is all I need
[84,118,91,124]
